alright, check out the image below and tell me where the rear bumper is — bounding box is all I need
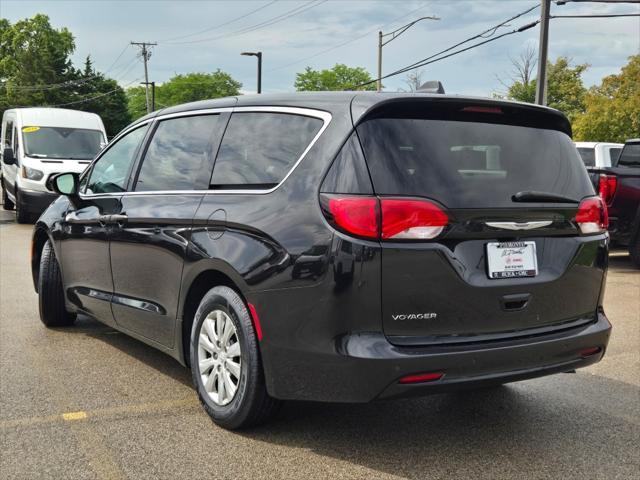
[262,311,611,402]
[19,188,58,216]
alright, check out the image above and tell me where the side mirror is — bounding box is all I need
[50,172,80,196]
[2,147,15,165]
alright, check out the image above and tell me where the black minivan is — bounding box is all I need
[33,93,611,429]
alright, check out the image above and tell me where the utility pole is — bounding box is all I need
[377,16,440,93]
[141,81,156,111]
[131,41,157,113]
[241,51,263,94]
[535,0,551,105]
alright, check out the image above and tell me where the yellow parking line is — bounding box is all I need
[62,411,88,421]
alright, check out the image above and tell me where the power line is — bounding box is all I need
[267,2,431,72]
[161,0,279,42]
[550,13,640,17]
[351,17,541,90]
[165,0,326,45]
[10,78,142,109]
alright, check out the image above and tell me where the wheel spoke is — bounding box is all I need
[217,368,226,402]
[199,333,215,353]
[216,311,224,341]
[199,357,215,374]
[223,369,237,399]
[226,342,240,358]
[204,370,216,391]
[203,317,217,344]
[226,359,240,379]
[221,318,234,346]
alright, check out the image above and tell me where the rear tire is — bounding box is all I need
[630,235,640,269]
[38,240,76,327]
[1,179,14,210]
[190,286,281,429]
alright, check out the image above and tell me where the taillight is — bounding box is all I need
[321,195,449,240]
[575,196,608,234]
[598,174,617,206]
[381,198,448,240]
[325,196,379,239]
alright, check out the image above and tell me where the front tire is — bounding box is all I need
[1,178,14,210]
[15,187,33,224]
[38,240,76,327]
[190,286,280,429]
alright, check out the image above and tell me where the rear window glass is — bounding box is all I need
[357,118,594,208]
[608,147,622,164]
[211,112,322,189]
[617,143,640,167]
[577,147,595,167]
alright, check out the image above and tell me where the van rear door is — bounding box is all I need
[355,99,607,345]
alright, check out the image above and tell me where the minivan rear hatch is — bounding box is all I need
[355,98,606,345]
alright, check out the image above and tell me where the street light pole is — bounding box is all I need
[241,51,263,94]
[377,16,440,92]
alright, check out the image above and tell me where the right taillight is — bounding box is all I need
[598,174,617,206]
[575,196,609,234]
[321,194,448,240]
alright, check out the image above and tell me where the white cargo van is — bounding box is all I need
[1,108,107,223]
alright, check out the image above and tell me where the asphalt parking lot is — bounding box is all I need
[0,207,638,480]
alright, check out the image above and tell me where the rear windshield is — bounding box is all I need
[22,126,104,160]
[357,118,594,208]
[617,143,640,167]
[577,147,595,167]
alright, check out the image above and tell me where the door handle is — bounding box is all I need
[98,215,109,227]
[111,214,128,227]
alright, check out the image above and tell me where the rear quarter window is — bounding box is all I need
[211,112,323,189]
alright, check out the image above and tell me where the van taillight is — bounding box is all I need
[575,196,608,234]
[322,195,448,240]
[381,198,448,240]
[598,174,617,206]
[326,196,379,239]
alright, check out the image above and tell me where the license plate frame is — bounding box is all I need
[486,241,538,279]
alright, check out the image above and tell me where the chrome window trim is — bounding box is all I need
[79,106,332,198]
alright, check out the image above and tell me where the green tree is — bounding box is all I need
[0,15,131,137]
[71,56,131,137]
[126,71,242,120]
[505,56,589,123]
[294,64,376,91]
[573,55,640,142]
[0,14,75,113]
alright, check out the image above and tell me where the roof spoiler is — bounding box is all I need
[417,81,445,94]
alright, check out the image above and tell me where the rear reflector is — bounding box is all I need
[381,198,448,240]
[247,303,263,341]
[575,196,608,234]
[399,372,444,384]
[598,174,617,206]
[322,194,448,241]
[580,346,602,358]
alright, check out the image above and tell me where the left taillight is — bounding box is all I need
[320,194,449,241]
[575,196,608,234]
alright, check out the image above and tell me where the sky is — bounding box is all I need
[2,0,639,96]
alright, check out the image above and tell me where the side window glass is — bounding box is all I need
[85,124,148,194]
[135,114,222,191]
[321,132,373,194]
[4,121,13,147]
[211,112,323,189]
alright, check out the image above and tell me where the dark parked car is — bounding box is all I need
[32,93,611,429]
[587,138,640,267]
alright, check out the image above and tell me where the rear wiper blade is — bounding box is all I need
[512,191,579,204]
